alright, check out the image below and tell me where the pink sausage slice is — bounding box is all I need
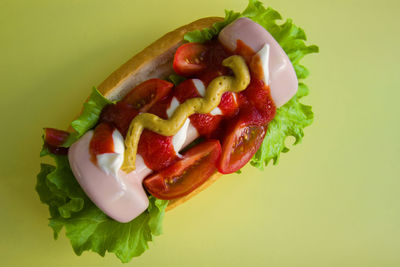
[68,124,199,222]
[218,17,298,107]
[68,131,150,223]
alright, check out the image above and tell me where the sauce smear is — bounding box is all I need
[89,123,115,162]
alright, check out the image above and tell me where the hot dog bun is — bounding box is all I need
[94,17,224,211]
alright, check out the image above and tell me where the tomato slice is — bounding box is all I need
[217,106,267,174]
[173,43,208,77]
[121,78,173,112]
[44,128,69,147]
[99,101,139,137]
[43,128,70,155]
[143,140,221,200]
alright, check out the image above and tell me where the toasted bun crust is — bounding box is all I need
[98,17,223,101]
[96,17,224,211]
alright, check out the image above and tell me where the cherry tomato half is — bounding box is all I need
[143,140,221,200]
[217,106,267,174]
[43,128,70,155]
[121,78,173,112]
[44,128,70,147]
[173,43,208,77]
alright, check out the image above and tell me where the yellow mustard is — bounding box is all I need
[122,55,250,173]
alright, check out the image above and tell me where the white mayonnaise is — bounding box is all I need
[193,79,206,96]
[256,43,270,85]
[96,129,125,178]
[166,97,180,118]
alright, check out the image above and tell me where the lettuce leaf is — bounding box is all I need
[167,73,187,86]
[36,154,168,262]
[63,87,113,147]
[184,0,318,169]
[184,9,241,42]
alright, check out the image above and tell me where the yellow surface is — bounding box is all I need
[1,0,399,266]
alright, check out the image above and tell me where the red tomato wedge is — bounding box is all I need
[217,106,267,174]
[173,43,208,77]
[43,128,70,155]
[121,78,173,112]
[144,140,221,200]
[44,128,69,147]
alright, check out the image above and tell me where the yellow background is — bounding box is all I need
[1,0,399,266]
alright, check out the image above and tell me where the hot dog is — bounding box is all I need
[67,16,296,223]
[37,0,318,262]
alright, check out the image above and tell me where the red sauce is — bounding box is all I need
[218,92,240,118]
[234,39,256,64]
[235,39,264,80]
[242,79,276,125]
[89,123,115,163]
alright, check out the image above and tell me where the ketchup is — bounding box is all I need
[235,39,264,81]
[235,39,256,63]
[89,123,115,163]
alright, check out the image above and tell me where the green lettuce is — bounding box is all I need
[63,87,113,147]
[37,0,317,262]
[184,0,318,169]
[36,153,168,262]
[168,74,187,86]
[37,88,168,262]
[184,9,241,42]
